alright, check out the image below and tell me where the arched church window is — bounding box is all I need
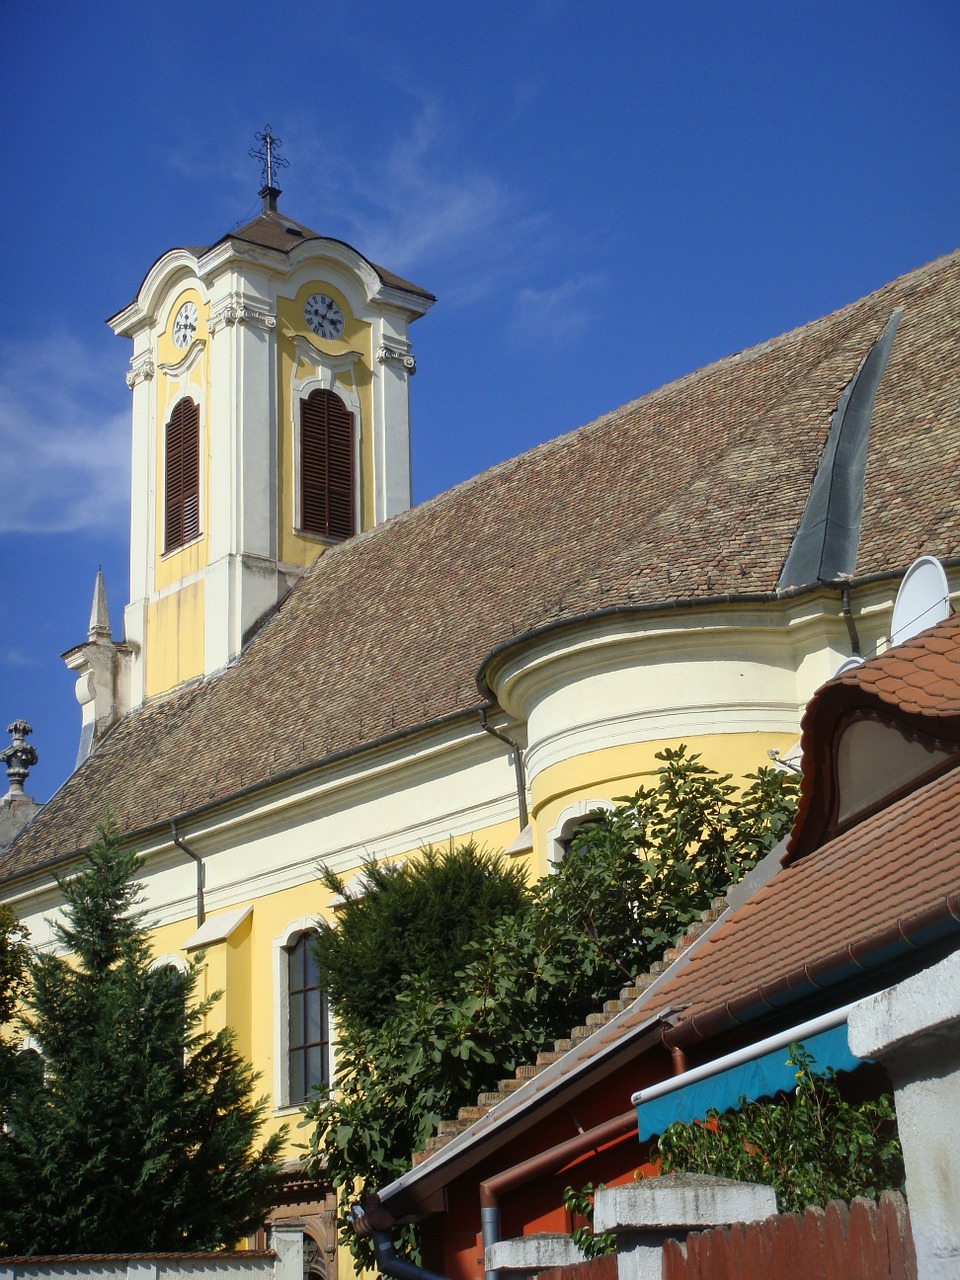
[164,397,200,552]
[300,389,354,540]
[286,932,329,1106]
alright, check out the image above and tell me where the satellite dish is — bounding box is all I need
[833,656,864,677]
[890,556,951,648]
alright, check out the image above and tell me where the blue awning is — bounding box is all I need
[635,1022,862,1143]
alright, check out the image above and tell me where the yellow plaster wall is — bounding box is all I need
[530,730,799,876]
[154,288,212,590]
[144,286,211,696]
[276,282,375,568]
[139,813,530,1156]
[144,579,205,697]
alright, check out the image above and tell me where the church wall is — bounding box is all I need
[144,577,205,697]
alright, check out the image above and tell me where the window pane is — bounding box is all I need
[290,1048,305,1103]
[304,941,321,990]
[306,988,326,1042]
[289,992,305,1047]
[307,1044,327,1091]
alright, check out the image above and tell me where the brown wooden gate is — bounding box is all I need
[662,1192,916,1280]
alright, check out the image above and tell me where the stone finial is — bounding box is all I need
[1,720,38,798]
[88,567,112,640]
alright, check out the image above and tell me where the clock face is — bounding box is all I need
[173,301,199,349]
[304,294,345,340]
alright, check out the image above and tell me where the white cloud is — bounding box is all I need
[510,273,606,344]
[0,649,36,669]
[290,100,553,307]
[0,336,130,534]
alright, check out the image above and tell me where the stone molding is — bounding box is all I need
[126,352,156,388]
[376,341,416,374]
[208,294,277,335]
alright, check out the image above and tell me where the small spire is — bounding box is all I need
[88,568,112,641]
[250,124,289,213]
[1,720,38,798]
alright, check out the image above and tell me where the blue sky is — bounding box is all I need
[2,1,958,802]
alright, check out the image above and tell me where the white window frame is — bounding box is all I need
[273,917,332,1114]
[545,798,615,869]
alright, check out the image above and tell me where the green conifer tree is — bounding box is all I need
[0,822,283,1256]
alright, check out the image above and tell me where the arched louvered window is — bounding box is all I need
[164,397,200,553]
[300,389,355,540]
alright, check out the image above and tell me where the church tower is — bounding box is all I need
[103,130,434,714]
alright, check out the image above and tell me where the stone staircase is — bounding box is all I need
[411,896,728,1166]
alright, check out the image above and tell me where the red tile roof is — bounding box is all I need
[5,250,960,881]
[655,757,960,1048]
[787,612,960,859]
[643,614,960,1047]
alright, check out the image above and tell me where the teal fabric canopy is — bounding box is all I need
[636,1023,862,1143]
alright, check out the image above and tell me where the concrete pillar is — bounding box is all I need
[848,949,960,1280]
[270,1221,306,1280]
[484,1233,586,1280]
[593,1174,777,1280]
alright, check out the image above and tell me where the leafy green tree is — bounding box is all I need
[463,746,799,1053]
[310,841,530,1036]
[0,903,29,1028]
[306,750,798,1264]
[0,903,30,1127]
[656,1044,904,1211]
[0,821,283,1256]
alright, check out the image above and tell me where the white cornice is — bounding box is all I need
[112,249,203,336]
[208,293,277,334]
[377,341,417,374]
[291,336,363,377]
[157,338,206,379]
[126,352,156,388]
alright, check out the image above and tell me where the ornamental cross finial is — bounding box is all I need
[1,720,38,797]
[250,125,289,194]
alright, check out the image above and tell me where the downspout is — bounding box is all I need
[840,583,861,657]
[478,709,528,829]
[171,818,205,926]
[479,1108,640,1280]
[349,1201,453,1280]
[371,1231,452,1280]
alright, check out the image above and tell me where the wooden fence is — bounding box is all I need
[662,1191,916,1280]
[536,1252,618,1280]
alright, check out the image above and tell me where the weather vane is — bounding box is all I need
[250,125,289,193]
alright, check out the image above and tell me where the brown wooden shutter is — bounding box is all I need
[164,398,200,553]
[300,390,355,539]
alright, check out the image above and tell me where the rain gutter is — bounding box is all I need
[0,706,481,890]
[478,708,528,828]
[171,818,205,926]
[474,563,960,701]
[664,892,960,1051]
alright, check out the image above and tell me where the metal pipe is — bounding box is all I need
[841,584,861,656]
[371,1230,452,1280]
[478,708,528,829]
[479,1108,638,1280]
[171,818,205,925]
